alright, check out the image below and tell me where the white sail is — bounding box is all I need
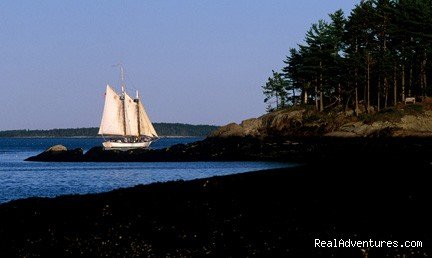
[138,100,158,137]
[124,93,140,137]
[98,85,125,136]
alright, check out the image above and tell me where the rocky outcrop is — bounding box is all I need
[210,107,432,138]
[46,145,68,152]
[209,109,310,138]
[209,108,349,138]
[209,123,248,138]
[25,145,83,162]
[327,121,399,137]
[25,137,303,162]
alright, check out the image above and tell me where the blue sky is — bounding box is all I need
[0,0,360,130]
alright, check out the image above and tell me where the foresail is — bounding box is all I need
[124,93,140,137]
[138,101,158,137]
[98,85,125,136]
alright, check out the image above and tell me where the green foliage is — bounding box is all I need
[360,108,404,124]
[265,0,432,114]
[0,123,219,138]
[374,109,405,123]
[404,104,424,114]
[302,113,321,124]
[262,70,288,111]
[358,113,372,124]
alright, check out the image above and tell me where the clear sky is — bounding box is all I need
[0,0,360,130]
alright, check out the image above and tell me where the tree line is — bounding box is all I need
[0,123,218,138]
[263,0,432,114]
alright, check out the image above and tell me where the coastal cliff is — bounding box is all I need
[210,103,432,138]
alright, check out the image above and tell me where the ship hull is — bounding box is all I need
[102,141,152,150]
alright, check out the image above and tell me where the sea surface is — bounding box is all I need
[0,137,295,204]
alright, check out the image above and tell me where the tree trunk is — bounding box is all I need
[420,64,424,97]
[384,77,388,108]
[377,78,381,111]
[383,36,388,109]
[409,66,413,97]
[401,64,405,101]
[393,64,397,105]
[319,61,324,111]
[303,89,308,105]
[292,87,296,105]
[276,92,279,109]
[357,66,364,112]
[422,51,427,97]
[355,86,359,116]
[424,68,428,97]
[320,91,324,111]
[345,94,352,111]
[315,80,318,111]
[355,66,359,115]
[367,53,371,113]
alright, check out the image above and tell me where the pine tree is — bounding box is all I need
[262,70,288,111]
[282,48,306,105]
[264,0,432,113]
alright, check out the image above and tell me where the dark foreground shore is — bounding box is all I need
[25,136,432,163]
[1,154,432,257]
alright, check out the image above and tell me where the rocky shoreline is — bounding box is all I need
[26,136,432,165]
[210,105,432,138]
[25,137,300,162]
[25,105,432,163]
[2,155,432,257]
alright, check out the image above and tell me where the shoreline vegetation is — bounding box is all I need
[262,1,432,117]
[0,123,218,138]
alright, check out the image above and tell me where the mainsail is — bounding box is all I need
[124,93,139,136]
[98,85,125,136]
[98,84,157,138]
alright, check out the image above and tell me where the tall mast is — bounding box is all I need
[120,65,125,93]
[136,90,141,137]
[116,64,127,137]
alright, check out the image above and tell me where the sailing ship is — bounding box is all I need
[98,67,158,149]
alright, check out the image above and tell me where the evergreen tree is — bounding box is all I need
[282,48,306,105]
[300,20,334,111]
[262,70,288,111]
[265,0,432,114]
[327,9,347,107]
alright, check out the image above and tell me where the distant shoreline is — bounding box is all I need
[0,124,219,138]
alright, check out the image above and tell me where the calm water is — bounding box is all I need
[0,138,294,204]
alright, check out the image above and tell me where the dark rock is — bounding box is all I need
[83,146,109,161]
[25,145,84,162]
[25,137,287,162]
[26,136,432,164]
